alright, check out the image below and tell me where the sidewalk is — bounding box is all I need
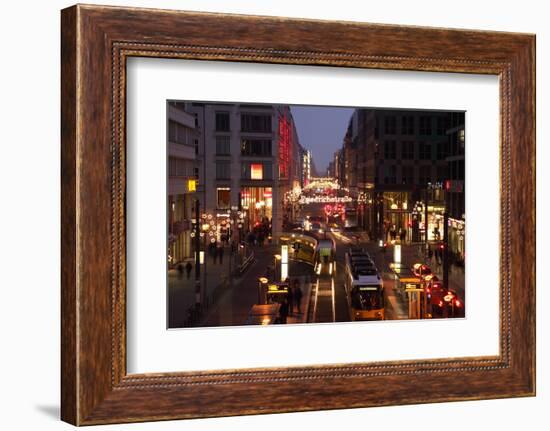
[168,245,234,328]
[203,250,314,327]
[407,244,465,302]
[202,244,278,327]
[286,277,313,324]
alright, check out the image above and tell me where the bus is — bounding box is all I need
[279,233,318,266]
[314,237,336,275]
[344,249,385,320]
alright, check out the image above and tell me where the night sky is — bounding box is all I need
[290,105,355,175]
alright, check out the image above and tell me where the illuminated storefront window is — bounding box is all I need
[250,163,263,180]
[240,187,273,225]
[217,187,230,209]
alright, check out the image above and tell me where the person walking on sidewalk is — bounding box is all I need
[287,284,294,317]
[279,299,289,324]
[293,279,303,314]
[185,261,192,279]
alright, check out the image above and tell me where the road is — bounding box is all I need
[171,201,465,327]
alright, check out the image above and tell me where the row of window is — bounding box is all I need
[168,157,198,178]
[169,158,274,181]
[215,112,273,133]
[168,120,193,146]
[379,115,449,136]
[382,140,449,160]
[215,136,273,156]
[215,161,273,181]
[216,187,273,210]
[380,165,449,185]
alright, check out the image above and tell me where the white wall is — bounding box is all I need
[0,1,546,430]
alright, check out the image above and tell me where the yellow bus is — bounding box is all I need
[345,250,385,320]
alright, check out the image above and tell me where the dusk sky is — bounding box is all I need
[290,105,355,175]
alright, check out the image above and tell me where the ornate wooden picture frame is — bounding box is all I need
[61,4,535,425]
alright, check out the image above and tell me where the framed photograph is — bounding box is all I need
[61,4,535,425]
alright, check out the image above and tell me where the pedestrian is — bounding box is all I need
[294,280,303,314]
[176,263,184,278]
[279,299,289,324]
[185,261,192,279]
[287,284,294,316]
[212,244,217,264]
[219,246,224,264]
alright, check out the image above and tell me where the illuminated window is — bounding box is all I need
[217,188,230,209]
[250,163,263,180]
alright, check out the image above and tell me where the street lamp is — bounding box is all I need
[258,277,268,304]
[274,254,282,281]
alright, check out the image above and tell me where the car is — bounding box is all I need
[329,223,341,233]
[412,263,432,278]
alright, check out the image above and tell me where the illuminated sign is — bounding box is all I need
[394,244,401,264]
[278,111,291,179]
[299,196,353,204]
[187,179,197,192]
[281,245,289,264]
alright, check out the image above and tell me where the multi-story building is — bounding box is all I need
[167,102,199,266]
[333,149,345,185]
[302,149,312,188]
[182,102,302,242]
[342,116,358,191]
[277,105,303,226]
[445,112,466,261]
[327,160,335,178]
[350,108,455,242]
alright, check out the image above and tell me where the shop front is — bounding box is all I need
[240,186,273,231]
[168,193,193,266]
[448,217,466,264]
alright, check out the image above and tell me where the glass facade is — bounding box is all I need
[240,187,273,226]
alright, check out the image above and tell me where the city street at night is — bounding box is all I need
[167,103,466,328]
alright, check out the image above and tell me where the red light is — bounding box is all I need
[455,300,462,307]
[440,244,444,249]
[438,301,444,307]
[278,113,291,179]
[421,265,427,270]
[426,288,431,294]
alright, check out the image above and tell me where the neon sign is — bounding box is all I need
[278,111,291,179]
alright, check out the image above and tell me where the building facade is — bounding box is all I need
[445,112,466,262]
[179,102,302,244]
[167,102,199,267]
[349,109,458,244]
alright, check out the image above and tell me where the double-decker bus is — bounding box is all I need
[344,249,385,320]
